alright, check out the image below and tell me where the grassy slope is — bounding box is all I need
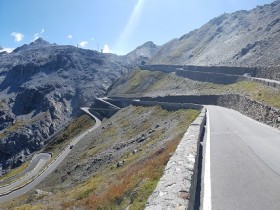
[224,82,280,109]
[5,106,199,210]
[0,162,29,181]
[109,69,280,109]
[43,114,95,157]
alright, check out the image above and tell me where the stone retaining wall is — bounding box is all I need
[108,95,280,130]
[176,70,243,84]
[140,64,280,87]
[145,109,206,210]
[218,94,280,129]
[141,65,256,76]
[140,65,251,85]
[104,97,203,111]
[255,66,280,81]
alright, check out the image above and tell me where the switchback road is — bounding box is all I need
[0,153,51,193]
[0,107,101,203]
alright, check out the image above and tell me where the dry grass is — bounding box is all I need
[227,81,280,109]
[63,137,181,210]
[4,107,199,210]
[44,114,95,154]
[58,108,199,210]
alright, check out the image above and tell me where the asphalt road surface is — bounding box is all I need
[0,153,51,193]
[248,76,280,86]
[0,153,51,186]
[204,106,280,210]
[0,107,101,203]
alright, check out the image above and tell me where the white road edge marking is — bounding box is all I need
[203,108,211,210]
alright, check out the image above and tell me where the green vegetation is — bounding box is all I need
[44,114,95,156]
[121,69,166,94]
[199,80,280,109]
[226,81,280,109]
[12,204,44,210]
[0,162,29,181]
[127,70,153,87]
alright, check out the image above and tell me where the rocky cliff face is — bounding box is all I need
[149,0,280,68]
[0,38,129,170]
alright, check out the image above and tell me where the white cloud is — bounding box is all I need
[114,0,146,54]
[11,32,24,42]
[102,44,111,53]
[33,28,45,41]
[79,41,88,48]
[67,34,72,39]
[91,38,95,41]
[33,33,40,41]
[0,47,14,53]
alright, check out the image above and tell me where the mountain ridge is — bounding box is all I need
[0,39,129,170]
[149,0,280,68]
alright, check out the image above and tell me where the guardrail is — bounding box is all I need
[246,77,280,89]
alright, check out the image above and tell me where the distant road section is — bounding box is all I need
[206,106,280,210]
[246,75,280,88]
[0,153,51,193]
[0,153,51,185]
[0,107,101,203]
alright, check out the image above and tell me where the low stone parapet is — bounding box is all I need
[145,109,206,210]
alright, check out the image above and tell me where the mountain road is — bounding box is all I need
[0,107,101,203]
[204,106,280,210]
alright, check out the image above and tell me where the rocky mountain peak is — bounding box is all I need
[123,41,160,65]
[141,41,158,48]
[30,38,51,46]
[13,38,52,53]
[133,41,159,52]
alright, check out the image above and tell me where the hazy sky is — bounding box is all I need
[0,0,275,54]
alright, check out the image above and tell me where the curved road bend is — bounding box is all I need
[205,106,280,210]
[0,107,101,203]
[0,153,51,186]
[0,153,51,193]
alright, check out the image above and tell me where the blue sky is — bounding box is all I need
[0,0,275,55]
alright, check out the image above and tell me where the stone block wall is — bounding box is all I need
[145,109,206,210]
